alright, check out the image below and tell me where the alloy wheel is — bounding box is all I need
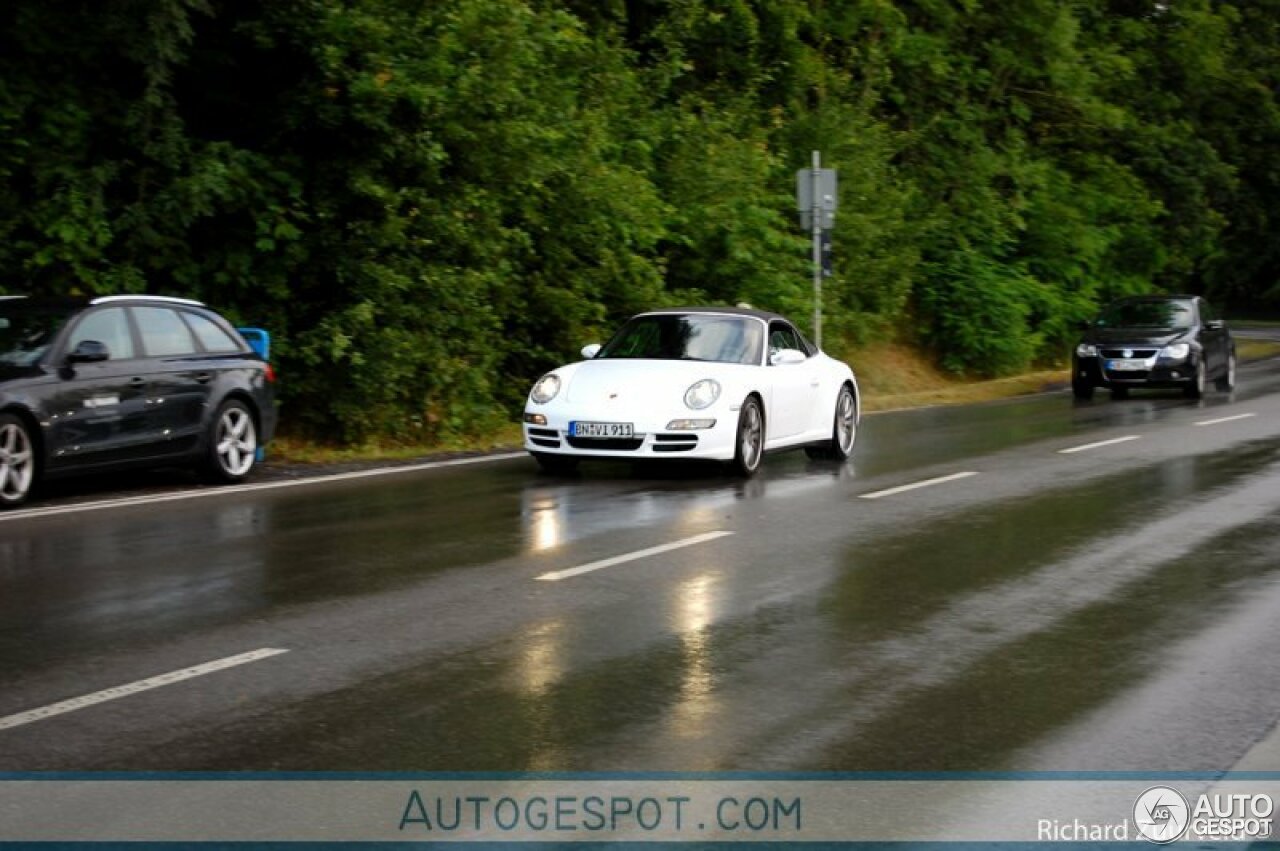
[216,407,258,477]
[836,388,856,455]
[740,403,763,471]
[0,422,34,504]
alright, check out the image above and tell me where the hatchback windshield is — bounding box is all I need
[597,314,764,365]
[1094,299,1194,330]
[0,302,68,367]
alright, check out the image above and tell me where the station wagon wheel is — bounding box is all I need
[0,414,36,508]
[204,400,258,483]
[731,397,764,477]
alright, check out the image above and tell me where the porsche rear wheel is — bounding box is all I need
[806,385,856,461]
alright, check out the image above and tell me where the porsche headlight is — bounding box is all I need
[530,373,561,404]
[684,379,721,410]
[1161,343,1190,360]
[1075,343,1098,358]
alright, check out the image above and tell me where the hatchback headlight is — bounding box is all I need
[1161,343,1190,360]
[684,379,721,410]
[530,373,561,404]
[1075,343,1098,358]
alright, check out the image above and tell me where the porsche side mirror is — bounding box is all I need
[581,343,602,359]
[770,348,807,366]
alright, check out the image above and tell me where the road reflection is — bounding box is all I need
[666,573,721,742]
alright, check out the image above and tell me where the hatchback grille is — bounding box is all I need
[1106,370,1150,381]
[1101,348,1158,359]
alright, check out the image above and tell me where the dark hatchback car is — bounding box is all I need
[1072,295,1235,400]
[0,295,277,507]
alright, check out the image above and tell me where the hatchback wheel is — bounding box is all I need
[1184,360,1206,399]
[204,400,258,483]
[1215,352,1237,392]
[0,414,36,508]
[730,398,764,477]
[1072,378,1094,400]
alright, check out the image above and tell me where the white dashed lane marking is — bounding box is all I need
[1057,435,1142,455]
[858,471,979,500]
[536,531,734,582]
[1194,413,1257,427]
[0,648,290,732]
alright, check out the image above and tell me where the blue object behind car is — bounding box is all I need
[0,294,278,507]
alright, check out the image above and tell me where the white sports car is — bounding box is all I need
[522,307,860,476]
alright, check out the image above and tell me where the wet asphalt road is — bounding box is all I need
[3,352,1280,773]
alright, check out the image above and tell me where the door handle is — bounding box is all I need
[194,372,213,384]
[128,377,147,388]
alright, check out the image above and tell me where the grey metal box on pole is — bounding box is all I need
[796,152,837,348]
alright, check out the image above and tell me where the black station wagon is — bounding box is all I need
[0,295,277,507]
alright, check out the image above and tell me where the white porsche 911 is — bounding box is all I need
[522,307,860,476]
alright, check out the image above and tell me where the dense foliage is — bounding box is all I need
[2,0,1278,441]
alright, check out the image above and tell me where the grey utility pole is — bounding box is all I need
[796,152,837,349]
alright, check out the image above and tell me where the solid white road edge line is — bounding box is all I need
[1057,435,1142,455]
[1194,412,1257,427]
[0,648,290,732]
[858,471,979,500]
[0,452,529,523]
[536,531,734,582]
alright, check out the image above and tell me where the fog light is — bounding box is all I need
[1170,371,1181,379]
[666,418,716,430]
[524,413,548,426]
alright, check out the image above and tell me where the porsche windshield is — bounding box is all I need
[0,302,68,367]
[1094,299,1195,330]
[597,314,764,365]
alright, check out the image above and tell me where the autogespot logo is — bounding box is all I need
[1134,786,1191,844]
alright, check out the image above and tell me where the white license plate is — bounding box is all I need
[1107,359,1148,371]
[571,421,634,438]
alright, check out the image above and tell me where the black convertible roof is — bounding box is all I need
[639,305,790,323]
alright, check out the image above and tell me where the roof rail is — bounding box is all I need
[0,295,27,301]
[90,295,205,307]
